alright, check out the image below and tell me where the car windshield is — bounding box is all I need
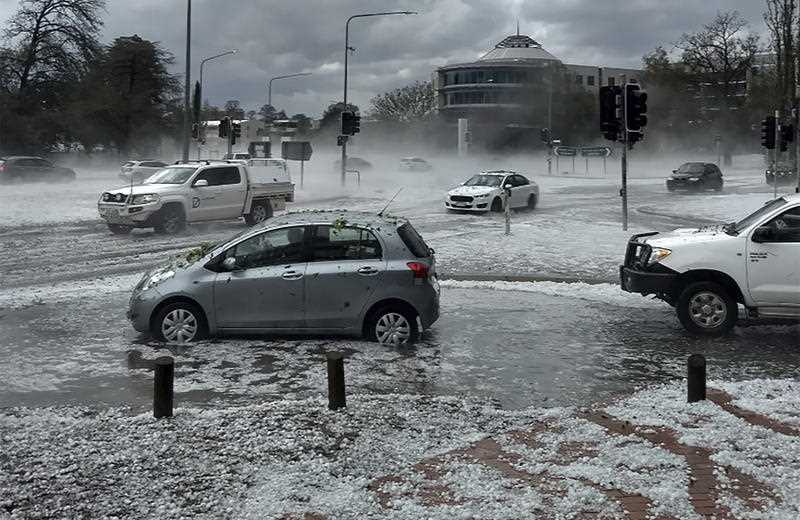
[143,167,196,184]
[464,175,502,187]
[675,163,704,174]
[727,197,789,234]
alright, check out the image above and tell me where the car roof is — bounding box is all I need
[245,210,408,235]
[480,170,518,175]
[5,156,44,160]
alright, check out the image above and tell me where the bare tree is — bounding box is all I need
[370,81,435,122]
[764,0,797,111]
[677,11,759,111]
[2,0,105,95]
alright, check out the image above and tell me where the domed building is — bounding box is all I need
[433,31,642,149]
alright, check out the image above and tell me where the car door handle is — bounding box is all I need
[282,271,303,280]
[357,266,379,276]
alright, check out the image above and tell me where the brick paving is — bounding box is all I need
[364,386,799,519]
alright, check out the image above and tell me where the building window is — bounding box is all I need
[587,75,595,86]
[575,74,583,85]
[608,77,615,86]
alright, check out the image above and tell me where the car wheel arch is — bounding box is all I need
[674,269,745,304]
[149,295,210,336]
[361,298,420,337]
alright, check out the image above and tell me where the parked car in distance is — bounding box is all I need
[666,162,723,192]
[399,157,433,172]
[119,160,168,185]
[0,156,76,183]
[97,160,294,235]
[621,194,800,335]
[445,170,539,212]
[127,211,440,345]
[334,156,373,172]
[765,163,798,186]
[223,152,251,162]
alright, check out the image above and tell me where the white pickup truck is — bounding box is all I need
[621,194,800,335]
[97,160,294,235]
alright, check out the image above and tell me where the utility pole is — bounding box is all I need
[620,86,629,231]
[775,109,781,199]
[181,0,192,163]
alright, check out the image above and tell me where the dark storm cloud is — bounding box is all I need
[0,0,770,117]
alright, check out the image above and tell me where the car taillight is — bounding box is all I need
[407,262,429,280]
[0,164,4,172]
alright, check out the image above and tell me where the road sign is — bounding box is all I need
[282,141,313,161]
[248,141,271,158]
[581,146,612,157]
[553,146,578,157]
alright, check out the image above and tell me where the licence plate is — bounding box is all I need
[452,202,469,207]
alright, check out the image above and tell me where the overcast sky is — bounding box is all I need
[0,0,770,118]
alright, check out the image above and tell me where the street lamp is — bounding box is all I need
[199,49,238,106]
[268,72,312,108]
[340,11,417,185]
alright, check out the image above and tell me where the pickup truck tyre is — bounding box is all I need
[108,224,132,235]
[676,281,737,335]
[154,205,185,235]
[245,200,272,226]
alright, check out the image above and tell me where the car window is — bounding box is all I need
[145,167,197,184]
[464,175,502,187]
[677,163,704,174]
[310,226,382,261]
[195,167,241,186]
[734,198,788,233]
[513,175,529,186]
[226,226,306,268]
[763,206,800,243]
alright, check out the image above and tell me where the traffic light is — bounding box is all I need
[191,123,199,140]
[540,127,551,144]
[625,82,648,131]
[761,116,776,149]
[218,117,230,138]
[231,122,242,145]
[779,123,794,152]
[599,85,622,142]
[341,111,360,136]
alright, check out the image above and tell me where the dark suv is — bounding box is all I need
[666,162,723,192]
[0,156,76,183]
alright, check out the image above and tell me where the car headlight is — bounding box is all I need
[474,193,489,198]
[131,193,159,205]
[142,269,174,291]
[648,247,672,265]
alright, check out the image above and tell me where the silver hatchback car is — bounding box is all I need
[127,211,440,345]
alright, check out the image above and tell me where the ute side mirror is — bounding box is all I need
[222,257,240,271]
[193,179,209,187]
[751,226,774,243]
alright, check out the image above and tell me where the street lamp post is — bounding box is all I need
[268,72,312,109]
[197,49,237,158]
[341,11,416,186]
[181,0,192,162]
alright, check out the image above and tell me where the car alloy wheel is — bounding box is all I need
[688,291,727,329]
[161,308,198,343]
[375,312,411,345]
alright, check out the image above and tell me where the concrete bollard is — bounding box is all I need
[326,352,346,410]
[153,356,174,418]
[687,354,706,403]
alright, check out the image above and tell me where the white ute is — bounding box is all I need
[621,194,800,335]
[97,160,294,235]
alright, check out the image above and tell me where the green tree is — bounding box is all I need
[290,113,312,135]
[70,35,178,156]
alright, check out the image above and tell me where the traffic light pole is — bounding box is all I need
[227,120,233,157]
[621,88,629,232]
[774,109,780,199]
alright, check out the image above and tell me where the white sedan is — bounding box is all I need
[445,170,539,213]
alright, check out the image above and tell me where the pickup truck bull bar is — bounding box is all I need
[623,232,659,269]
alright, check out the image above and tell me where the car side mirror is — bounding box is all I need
[751,226,774,243]
[193,179,208,187]
[504,183,512,189]
[222,257,240,271]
